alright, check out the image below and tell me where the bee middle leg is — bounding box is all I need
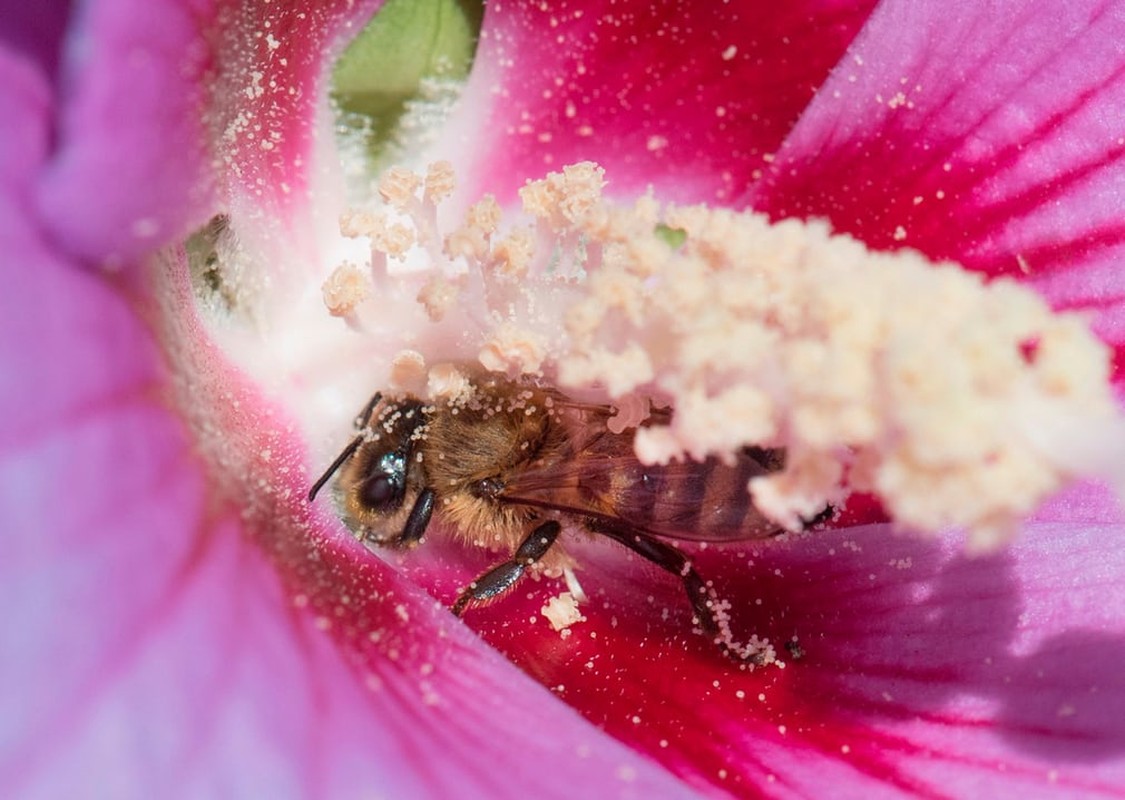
[452,520,561,616]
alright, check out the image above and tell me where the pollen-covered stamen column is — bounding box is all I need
[319,159,1125,547]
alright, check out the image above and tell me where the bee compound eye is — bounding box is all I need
[361,474,400,510]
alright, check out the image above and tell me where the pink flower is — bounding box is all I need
[3,1,1125,797]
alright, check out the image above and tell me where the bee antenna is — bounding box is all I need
[308,434,364,503]
[354,392,383,428]
[308,392,386,503]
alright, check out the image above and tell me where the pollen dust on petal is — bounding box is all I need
[541,592,586,636]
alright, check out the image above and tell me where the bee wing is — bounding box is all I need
[497,443,785,542]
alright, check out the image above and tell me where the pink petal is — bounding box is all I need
[0,53,694,798]
[451,520,1125,796]
[35,0,380,266]
[750,0,1125,380]
[199,0,382,262]
[458,0,878,204]
[434,7,1125,790]
[376,3,1125,792]
[14,1,1125,796]
[0,0,70,83]
[34,0,218,264]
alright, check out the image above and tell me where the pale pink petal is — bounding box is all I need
[35,0,380,266]
[0,52,694,798]
[456,0,878,204]
[751,0,1125,379]
[1030,480,1123,525]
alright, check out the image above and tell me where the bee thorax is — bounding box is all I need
[470,477,505,499]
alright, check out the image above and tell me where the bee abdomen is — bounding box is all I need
[617,453,781,540]
[692,458,777,538]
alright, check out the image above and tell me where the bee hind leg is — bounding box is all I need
[452,520,561,616]
[591,521,769,665]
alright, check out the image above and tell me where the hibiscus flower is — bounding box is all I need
[3,1,1125,798]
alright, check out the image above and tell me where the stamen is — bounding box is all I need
[478,322,548,376]
[423,160,456,205]
[488,227,535,279]
[388,350,428,394]
[416,274,463,322]
[368,214,415,263]
[320,262,370,329]
[378,165,422,210]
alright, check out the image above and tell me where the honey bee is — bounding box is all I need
[309,367,826,660]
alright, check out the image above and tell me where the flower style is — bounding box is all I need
[3,1,1125,798]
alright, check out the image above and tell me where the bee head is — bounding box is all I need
[331,397,431,546]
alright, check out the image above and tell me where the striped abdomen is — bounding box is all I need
[597,447,785,542]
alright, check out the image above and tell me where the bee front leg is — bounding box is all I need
[451,520,561,615]
[394,488,435,547]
